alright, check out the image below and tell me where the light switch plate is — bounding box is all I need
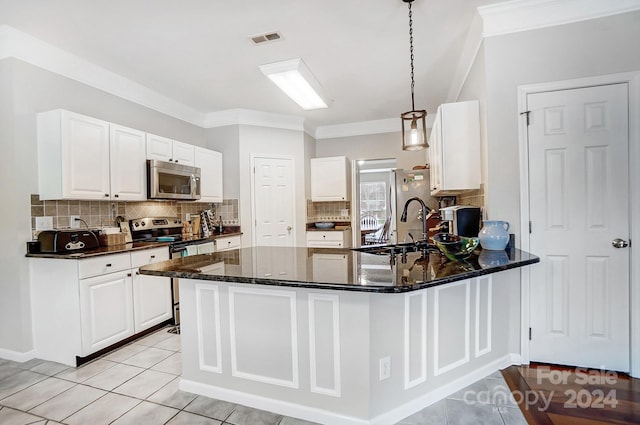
[35,216,53,231]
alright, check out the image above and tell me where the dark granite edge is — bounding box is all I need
[26,242,170,259]
[139,256,540,293]
[25,231,244,259]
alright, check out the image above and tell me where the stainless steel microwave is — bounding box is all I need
[147,159,201,200]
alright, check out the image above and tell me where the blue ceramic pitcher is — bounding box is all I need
[478,220,509,250]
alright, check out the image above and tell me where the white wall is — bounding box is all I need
[316,132,429,171]
[205,125,240,199]
[457,43,488,209]
[0,58,206,357]
[482,11,640,234]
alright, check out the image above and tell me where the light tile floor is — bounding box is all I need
[0,327,527,425]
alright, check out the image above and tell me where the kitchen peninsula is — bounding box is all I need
[139,246,538,425]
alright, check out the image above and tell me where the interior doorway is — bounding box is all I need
[353,159,397,247]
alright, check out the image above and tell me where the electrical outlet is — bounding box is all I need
[70,215,80,228]
[35,216,53,231]
[379,356,391,381]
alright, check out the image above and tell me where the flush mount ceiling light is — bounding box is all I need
[401,0,428,151]
[259,58,328,110]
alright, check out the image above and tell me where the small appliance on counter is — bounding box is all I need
[37,229,100,253]
[439,206,482,237]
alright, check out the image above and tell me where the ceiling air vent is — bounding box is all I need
[250,31,282,45]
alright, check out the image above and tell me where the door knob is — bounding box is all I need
[287,226,292,231]
[612,238,629,248]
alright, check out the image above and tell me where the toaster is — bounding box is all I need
[38,229,100,253]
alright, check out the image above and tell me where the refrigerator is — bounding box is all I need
[390,169,439,244]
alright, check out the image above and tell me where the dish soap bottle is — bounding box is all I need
[218,215,224,233]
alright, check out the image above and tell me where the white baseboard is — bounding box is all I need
[180,379,369,425]
[369,354,516,425]
[0,348,36,364]
[180,353,519,425]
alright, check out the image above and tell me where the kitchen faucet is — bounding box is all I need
[400,197,431,242]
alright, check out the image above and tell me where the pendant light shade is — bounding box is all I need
[401,0,428,151]
[401,109,427,150]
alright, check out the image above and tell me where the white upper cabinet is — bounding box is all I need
[38,110,145,201]
[194,147,223,203]
[428,100,481,196]
[146,133,195,166]
[310,156,351,201]
[109,124,147,201]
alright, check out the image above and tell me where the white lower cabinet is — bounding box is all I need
[311,253,350,283]
[30,247,171,366]
[131,248,172,333]
[306,230,352,248]
[80,270,134,354]
[215,235,242,251]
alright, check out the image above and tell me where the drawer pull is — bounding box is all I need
[106,263,112,267]
[150,255,155,259]
[127,273,132,277]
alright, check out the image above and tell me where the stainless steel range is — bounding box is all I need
[129,217,183,242]
[129,216,213,333]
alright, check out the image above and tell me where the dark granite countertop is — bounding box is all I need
[138,246,539,293]
[26,231,243,259]
[305,227,352,232]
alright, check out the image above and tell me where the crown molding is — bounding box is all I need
[203,108,307,132]
[315,118,399,140]
[478,0,640,37]
[0,25,205,126]
[315,115,435,140]
[449,0,640,102]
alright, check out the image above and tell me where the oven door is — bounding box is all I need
[148,160,201,200]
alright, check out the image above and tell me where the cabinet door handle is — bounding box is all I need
[169,158,173,162]
[106,263,112,267]
[104,194,109,197]
[127,272,132,277]
[150,255,155,259]
[114,194,119,198]
[135,271,140,275]
[175,160,179,163]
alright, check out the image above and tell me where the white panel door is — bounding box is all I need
[195,147,223,203]
[79,271,134,355]
[253,157,295,247]
[62,112,110,199]
[172,140,195,166]
[528,83,630,371]
[110,124,146,201]
[132,272,172,333]
[146,133,173,161]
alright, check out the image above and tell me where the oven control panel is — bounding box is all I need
[130,217,182,229]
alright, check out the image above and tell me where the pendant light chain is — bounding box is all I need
[408,0,416,111]
[400,0,427,151]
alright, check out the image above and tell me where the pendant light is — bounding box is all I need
[401,0,428,151]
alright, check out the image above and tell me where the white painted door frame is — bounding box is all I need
[517,71,640,377]
[250,153,297,248]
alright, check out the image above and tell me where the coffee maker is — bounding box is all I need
[439,206,482,237]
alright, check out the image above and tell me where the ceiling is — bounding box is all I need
[0,0,506,130]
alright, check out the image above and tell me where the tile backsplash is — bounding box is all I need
[30,194,239,236]
[306,200,351,223]
[455,184,485,210]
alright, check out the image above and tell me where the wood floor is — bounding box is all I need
[502,363,640,425]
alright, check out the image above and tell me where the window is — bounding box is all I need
[360,181,387,222]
